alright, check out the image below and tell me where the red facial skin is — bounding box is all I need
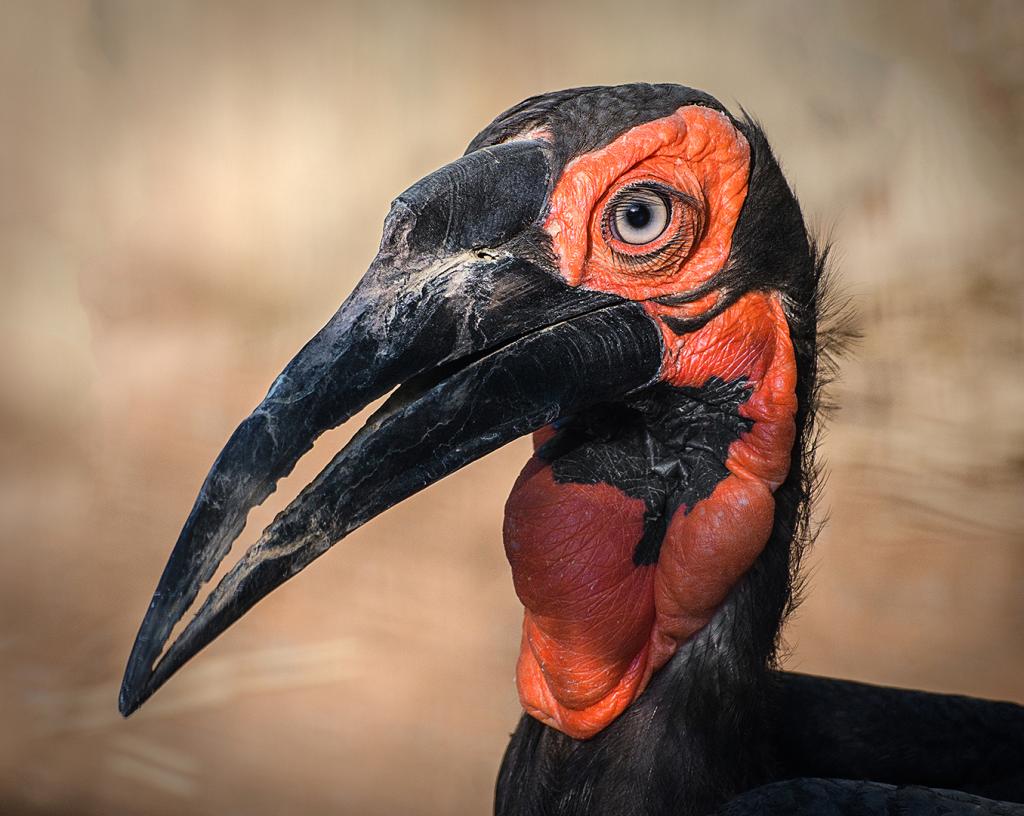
[503,107,799,739]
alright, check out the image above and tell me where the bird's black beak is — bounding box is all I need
[119,139,665,716]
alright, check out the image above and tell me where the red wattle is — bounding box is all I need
[504,457,656,737]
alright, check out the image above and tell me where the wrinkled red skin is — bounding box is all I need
[503,107,798,739]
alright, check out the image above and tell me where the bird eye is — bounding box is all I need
[609,187,670,246]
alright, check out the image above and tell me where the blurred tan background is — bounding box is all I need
[1,1,1022,814]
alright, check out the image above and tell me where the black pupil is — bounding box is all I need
[625,202,652,230]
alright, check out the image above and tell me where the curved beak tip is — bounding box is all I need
[118,671,147,717]
[118,687,138,718]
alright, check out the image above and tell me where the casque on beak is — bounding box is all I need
[119,137,665,716]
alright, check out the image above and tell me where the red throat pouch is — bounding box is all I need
[504,293,797,739]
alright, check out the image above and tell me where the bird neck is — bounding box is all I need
[503,292,798,740]
[496,558,788,816]
[499,291,811,814]
[498,415,807,814]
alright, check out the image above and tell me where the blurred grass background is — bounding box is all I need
[1,1,1022,814]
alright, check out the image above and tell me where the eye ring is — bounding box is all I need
[607,187,671,246]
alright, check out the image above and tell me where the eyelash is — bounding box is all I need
[600,183,704,274]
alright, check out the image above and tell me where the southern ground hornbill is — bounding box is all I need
[119,84,1024,814]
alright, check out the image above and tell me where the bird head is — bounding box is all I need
[120,84,821,741]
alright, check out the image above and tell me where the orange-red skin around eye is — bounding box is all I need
[544,106,750,300]
[504,105,799,739]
